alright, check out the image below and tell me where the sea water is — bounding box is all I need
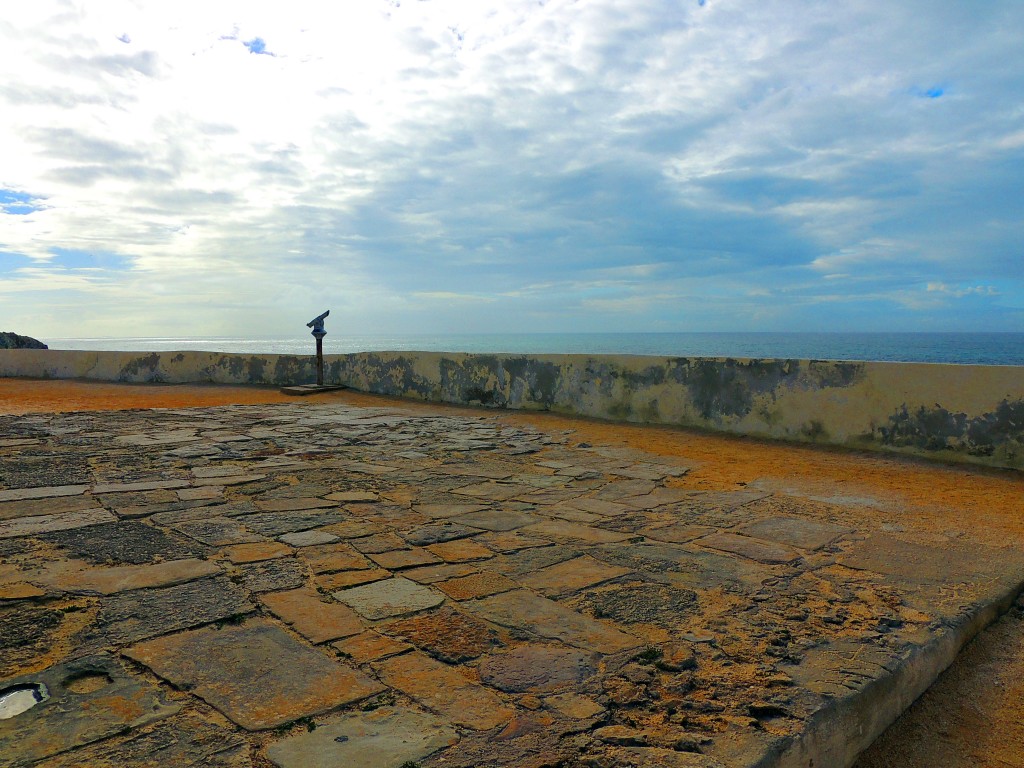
[41,333,1024,366]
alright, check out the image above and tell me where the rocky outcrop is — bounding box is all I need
[0,332,47,349]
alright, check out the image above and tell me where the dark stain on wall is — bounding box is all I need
[879,399,1024,460]
[272,356,311,385]
[667,358,793,420]
[118,353,163,382]
[807,360,866,388]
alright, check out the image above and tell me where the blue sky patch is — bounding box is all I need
[0,189,43,215]
[912,85,946,99]
[244,37,272,55]
[48,247,129,270]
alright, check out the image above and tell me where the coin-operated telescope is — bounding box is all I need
[306,310,329,385]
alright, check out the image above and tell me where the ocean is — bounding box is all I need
[41,332,1024,366]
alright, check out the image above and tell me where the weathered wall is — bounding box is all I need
[1,349,1022,470]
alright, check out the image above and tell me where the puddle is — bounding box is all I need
[0,683,49,719]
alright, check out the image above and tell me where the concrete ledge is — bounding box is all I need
[1,349,1021,470]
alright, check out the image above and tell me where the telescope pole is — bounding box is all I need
[316,336,324,386]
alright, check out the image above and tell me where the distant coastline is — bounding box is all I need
[39,332,1024,366]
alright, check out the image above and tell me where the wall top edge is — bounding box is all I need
[1,348,1021,370]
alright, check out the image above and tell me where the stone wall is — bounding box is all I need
[1,348,1021,470]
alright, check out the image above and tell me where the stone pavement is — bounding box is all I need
[1,401,1022,767]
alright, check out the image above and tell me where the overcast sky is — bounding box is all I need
[1,1,1022,338]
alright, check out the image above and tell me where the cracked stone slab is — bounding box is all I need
[170,517,263,546]
[0,485,89,503]
[478,645,599,693]
[374,652,515,731]
[0,495,98,522]
[40,521,206,564]
[267,707,457,768]
[332,577,445,620]
[521,555,631,597]
[33,713,248,768]
[254,497,336,512]
[92,479,190,494]
[522,519,631,545]
[383,606,502,663]
[737,516,853,551]
[0,508,116,539]
[125,620,383,730]
[36,558,221,595]
[278,529,340,547]
[83,575,254,646]
[235,557,306,593]
[0,653,180,765]
[838,535,1019,584]
[401,524,480,546]
[224,541,292,563]
[298,543,371,573]
[695,532,803,564]
[466,591,641,653]
[234,510,345,537]
[414,503,488,519]
[448,508,540,531]
[332,631,413,663]
[437,571,519,600]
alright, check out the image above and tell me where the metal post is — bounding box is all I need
[306,310,330,388]
[315,335,324,386]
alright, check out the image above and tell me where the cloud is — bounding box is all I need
[0,0,1021,337]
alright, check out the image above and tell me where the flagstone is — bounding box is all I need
[402,562,479,584]
[324,490,380,503]
[521,519,631,545]
[278,529,340,547]
[478,645,598,693]
[521,555,631,597]
[414,503,488,519]
[92,479,189,494]
[0,494,98,522]
[0,654,180,765]
[224,541,292,563]
[37,558,220,595]
[737,516,853,552]
[696,532,803,565]
[260,587,364,643]
[171,517,263,546]
[298,543,371,574]
[452,481,533,500]
[332,631,413,663]
[437,571,519,601]
[333,577,445,620]
[125,621,383,730]
[0,582,46,600]
[374,652,515,731]
[426,538,494,563]
[640,524,718,544]
[83,575,254,646]
[368,547,443,570]
[316,569,389,591]
[401,523,479,546]
[0,508,116,539]
[266,707,456,768]
[466,591,640,654]
[254,497,336,512]
[0,485,89,503]
[449,508,539,531]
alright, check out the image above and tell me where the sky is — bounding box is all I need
[1,0,1023,339]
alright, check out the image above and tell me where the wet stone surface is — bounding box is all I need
[0,400,1020,767]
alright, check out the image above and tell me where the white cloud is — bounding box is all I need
[0,0,1021,337]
